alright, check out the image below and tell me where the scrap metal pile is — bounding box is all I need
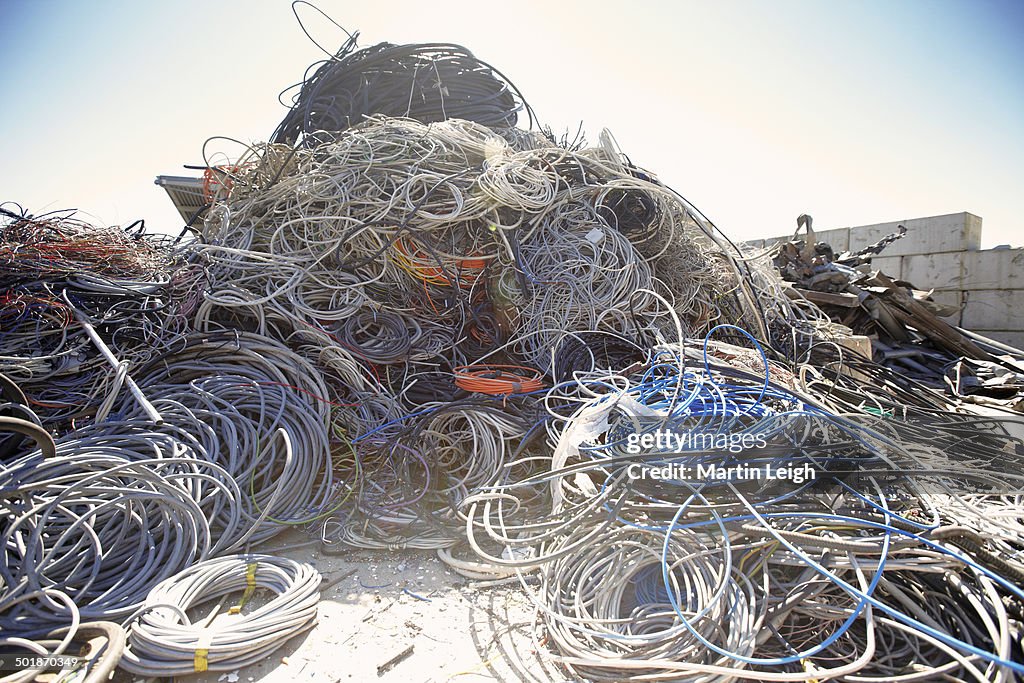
[3,11,1024,682]
[773,215,1024,403]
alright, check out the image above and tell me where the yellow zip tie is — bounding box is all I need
[801,658,820,683]
[229,562,259,615]
[195,632,213,672]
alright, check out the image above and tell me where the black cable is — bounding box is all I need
[272,40,531,145]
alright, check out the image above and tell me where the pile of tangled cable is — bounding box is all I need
[3,21,1024,683]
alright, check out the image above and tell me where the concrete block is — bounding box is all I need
[960,248,1024,291]
[848,212,982,257]
[964,212,983,248]
[970,330,1024,352]
[901,253,962,291]
[961,289,1024,330]
[927,289,963,309]
[870,256,903,279]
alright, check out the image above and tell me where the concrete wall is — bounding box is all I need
[752,212,1024,349]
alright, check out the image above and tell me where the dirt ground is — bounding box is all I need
[116,528,575,683]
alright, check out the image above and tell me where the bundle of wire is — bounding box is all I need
[0,446,216,629]
[271,5,529,145]
[126,332,337,544]
[196,116,771,414]
[331,397,541,550]
[0,203,200,428]
[119,554,321,675]
[454,332,1024,681]
[453,364,545,395]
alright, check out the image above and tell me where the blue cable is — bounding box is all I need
[659,487,882,666]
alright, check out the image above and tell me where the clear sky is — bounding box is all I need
[1,0,1021,246]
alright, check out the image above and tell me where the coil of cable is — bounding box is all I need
[119,554,321,676]
[271,29,530,145]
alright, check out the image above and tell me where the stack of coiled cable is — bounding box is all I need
[272,29,529,145]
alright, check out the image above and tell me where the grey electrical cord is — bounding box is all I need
[119,555,321,676]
